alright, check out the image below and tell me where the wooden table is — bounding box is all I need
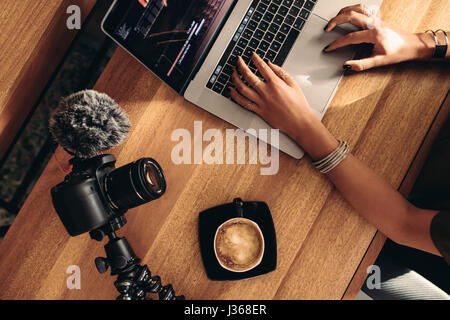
[0,0,97,159]
[0,0,449,300]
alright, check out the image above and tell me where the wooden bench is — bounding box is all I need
[0,0,97,160]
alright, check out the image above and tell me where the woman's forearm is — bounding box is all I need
[327,154,440,255]
[291,116,440,255]
[327,154,415,241]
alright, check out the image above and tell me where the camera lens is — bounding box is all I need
[144,161,162,193]
[104,158,166,212]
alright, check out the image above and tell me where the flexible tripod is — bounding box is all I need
[90,217,184,300]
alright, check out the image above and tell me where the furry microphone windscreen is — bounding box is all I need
[49,90,131,159]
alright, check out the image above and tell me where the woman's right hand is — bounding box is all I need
[323,4,436,71]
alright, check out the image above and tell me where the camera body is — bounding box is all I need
[51,154,166,237]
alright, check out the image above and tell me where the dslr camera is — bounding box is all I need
[48,90,183,299]
[51,154,166,238]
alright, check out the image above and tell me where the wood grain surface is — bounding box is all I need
[0,0,449,300]
[342,92,450,300]
[0,0,97,159]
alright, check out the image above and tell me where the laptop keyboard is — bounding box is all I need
[206,0,317,98]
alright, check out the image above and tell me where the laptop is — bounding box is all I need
[102,0,383,159]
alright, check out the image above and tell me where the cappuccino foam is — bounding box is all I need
[215,220,263,271]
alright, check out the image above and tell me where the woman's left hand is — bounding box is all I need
[229,53,339,160]
[229,53,315,140]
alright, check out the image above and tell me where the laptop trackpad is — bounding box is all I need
[282,14,354,117]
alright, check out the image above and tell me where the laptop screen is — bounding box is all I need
[104,0,234,93]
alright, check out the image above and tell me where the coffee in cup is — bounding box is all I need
[214,217,264,272]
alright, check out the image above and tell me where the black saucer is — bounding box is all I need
[198,198,277,281]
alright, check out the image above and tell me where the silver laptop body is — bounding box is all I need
[103,0,383,159]
[185,0,382,159]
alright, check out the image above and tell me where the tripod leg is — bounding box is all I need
[114,264,184,300]
[99,233,183,300]
[136,265,185,300]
